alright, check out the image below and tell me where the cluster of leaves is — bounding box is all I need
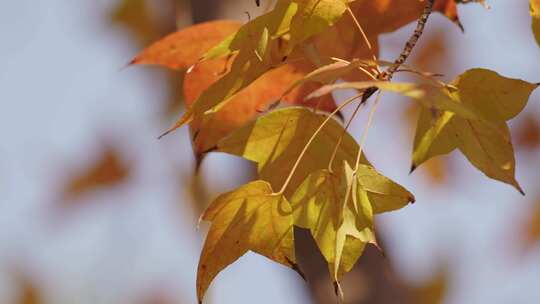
[132,0,539,302]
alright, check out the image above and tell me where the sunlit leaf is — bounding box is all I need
[308,81,480,120]
[197,180,296,303]
[291,163,374,286]
[131,20,242,69]
[451,69,538,122]
[412,69,538,193]
[356,164,415,213]
[291,160,413,290]
[217,107,368,197]
[185,59,336,156]
[289,0,350,48]
[202,0,298,60]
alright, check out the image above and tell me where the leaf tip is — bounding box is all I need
[194,153,206,174]
[158,116,190,139]
[335,110,345,123]
[512,179,526,196]
[157,129,173,140]
[409,164,417,174]
[129,57,139,65]
[456,21,465,33]
[291,262,307,282]
[371,240,385,256]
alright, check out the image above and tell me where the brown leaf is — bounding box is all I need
[522,197,540,250]
[63,146,130,201]
[406,267,449,304]
[516,114,540,150]
[111,0,160,45]
[15,275,42,304]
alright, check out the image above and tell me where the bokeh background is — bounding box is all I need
[1,1,540,303]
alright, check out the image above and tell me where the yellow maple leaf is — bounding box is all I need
[291,161,413,293]
[412,69,539,193]
[197,180,296,303]
[217,107,368,197]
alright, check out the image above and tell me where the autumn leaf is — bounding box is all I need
[63,146,130,202]
[202,0,298,60]
[280,59,379,98]
[111,0,160,45]
[404,103,450,185]
[185,59,336,157]
[289,0,351,49]
[355,164,415,214]
[163,0,368,136]
[412,69,539,193]
[412,108,457,170]
[291,163,374,290]
[12,273,43,304]
[451,69,537,122]
[347,0,463,37]
[532,0,540,46]
[522,197,540,250]
[308,81,480,120]
[131,20,242,69]
[133,15,338,159]
[451,118,521,192]
[197,180,296,303]
[406,266,449,304]
[516,114,540,149]
[291,161,413,289]
[217,107,369,197]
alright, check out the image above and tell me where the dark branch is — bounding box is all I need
[359,0,435,104]
[381,0,435,80]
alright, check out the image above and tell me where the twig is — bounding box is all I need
[380,0,435,80]
[358,0,435,104]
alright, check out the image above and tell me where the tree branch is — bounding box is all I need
[360,0,435,104]
[381,0,435,80]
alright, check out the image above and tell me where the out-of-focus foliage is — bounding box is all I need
[532,0,540,46]
[13,274,42,304]
[516,114,540,149]
[62,145,130,202]
[522,196,540,250]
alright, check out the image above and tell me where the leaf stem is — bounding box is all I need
[341,92,382,212]
[353,91,382,172]
[346,6,381,73]
[276,93,364,195]
[327,100,364,172]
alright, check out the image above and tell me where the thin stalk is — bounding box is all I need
[346,6,380,73]
[327,100,364,172]
[276,93,364,195]
[353,91,382,172]
[381,0,435,80]
[341,92,382,215]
